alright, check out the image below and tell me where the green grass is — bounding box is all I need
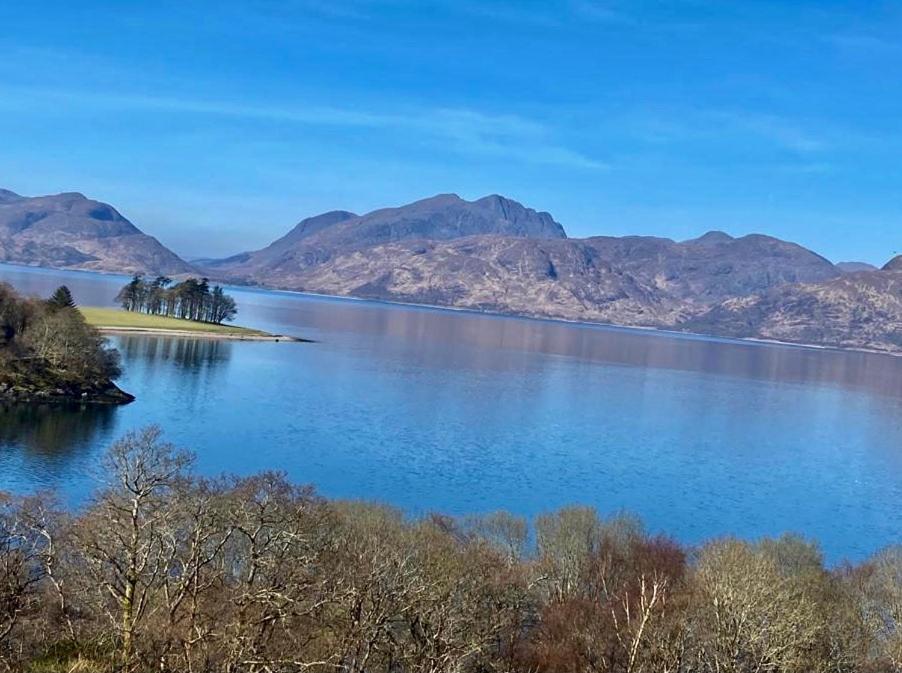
[79,307,269,336]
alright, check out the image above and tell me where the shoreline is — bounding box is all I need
[0,262,897,357]
[231,286,902,359]
[95,326,308,342]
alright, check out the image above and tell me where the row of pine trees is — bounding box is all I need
[116,275,238,324]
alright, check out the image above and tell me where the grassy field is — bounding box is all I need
[79,307,270,336]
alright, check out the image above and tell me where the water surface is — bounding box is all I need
[1,263,900,562]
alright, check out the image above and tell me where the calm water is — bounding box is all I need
[1,263,900,562]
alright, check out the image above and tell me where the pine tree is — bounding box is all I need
[47,285,76,310]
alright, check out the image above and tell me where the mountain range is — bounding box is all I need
[2,188,899,354]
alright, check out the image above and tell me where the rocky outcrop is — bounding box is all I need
[0,189,194,275]
[0,363,134,404]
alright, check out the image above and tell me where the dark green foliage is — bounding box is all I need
[47,285,76,310]
[0,283,123,402]
[116,275,238,324]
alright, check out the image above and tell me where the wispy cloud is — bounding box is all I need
[625,108,830,155]
[3,85,606,170]
[569,0,634,24]
[714,111,828,153]
[825,32,902,55]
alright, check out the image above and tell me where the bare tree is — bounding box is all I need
[69,426,192,670]
[692,538,826,673]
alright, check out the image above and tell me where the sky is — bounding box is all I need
[1,1,901,264]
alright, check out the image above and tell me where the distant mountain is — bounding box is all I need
[264,231,840,327]
[584,231,839,308]
[683,267,902,353]
[200,194,849,334]
[203,194,566,284]
[883,255,902,272]
[837,261,878,273]
[0,189,193,275]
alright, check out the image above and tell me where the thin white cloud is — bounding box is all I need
[3,85,606,170]
[714,111,828,153]
[569,0,634,24]
[624,108,830,155]
[825,33,902,54]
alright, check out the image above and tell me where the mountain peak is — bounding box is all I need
[281,210,358,243]
[883,255,902,271]
[343,192,567,241]
[837,261,878,273]
[690,230,734,245]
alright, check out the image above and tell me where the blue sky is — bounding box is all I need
[1,1,900,263]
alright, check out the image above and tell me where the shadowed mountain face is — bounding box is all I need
[0,189,193,275]
[883,255,902,272]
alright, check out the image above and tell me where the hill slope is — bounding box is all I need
[0,189,194,275]
[682,268,902,353]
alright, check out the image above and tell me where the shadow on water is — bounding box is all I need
[0,402,117,457]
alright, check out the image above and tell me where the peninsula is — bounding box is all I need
[80,307,304,342]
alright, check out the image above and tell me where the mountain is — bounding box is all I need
[272,231,841,327]
[582,231,839,308]
[883,255,902,272]
[0,189,193,275]
[837,261,878,273]
[682,267,902,353]
[202,194,566,284]
[200,194,843,330]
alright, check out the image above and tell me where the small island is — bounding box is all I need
[0,284,133,404]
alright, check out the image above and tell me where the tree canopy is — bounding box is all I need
[48,285,76,310]
[116,275,237,324]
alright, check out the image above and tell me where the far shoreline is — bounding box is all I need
[0,262,896,358]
